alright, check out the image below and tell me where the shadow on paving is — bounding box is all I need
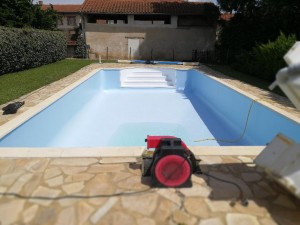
[197,163,300,225]
[134,161,300,225]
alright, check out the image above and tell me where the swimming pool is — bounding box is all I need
[0,68,299,148]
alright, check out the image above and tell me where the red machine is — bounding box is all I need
[142,135,199,187]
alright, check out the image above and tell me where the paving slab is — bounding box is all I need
[0,157,298,224]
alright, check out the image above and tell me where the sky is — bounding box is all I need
[34,0,218,5]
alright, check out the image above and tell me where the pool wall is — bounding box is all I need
[185,70,300,144]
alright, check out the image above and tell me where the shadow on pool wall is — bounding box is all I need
[184,69,300,145]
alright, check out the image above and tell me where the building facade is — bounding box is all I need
[41,3,82,57]
[81,0,219,61]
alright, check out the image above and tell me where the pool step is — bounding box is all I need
[126,75,166,81]
[122,80,173,88]
[121,69,175,88]
[131,71,163,76]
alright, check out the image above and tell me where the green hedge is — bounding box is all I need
[233,33,297,81]
[74,35,87,58]
[0,26,66,75]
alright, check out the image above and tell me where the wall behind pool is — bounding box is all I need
[184,70,300,145]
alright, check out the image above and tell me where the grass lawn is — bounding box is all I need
[0,59,97,105]
[206,64,284,96]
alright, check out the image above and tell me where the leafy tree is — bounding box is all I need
[75,34,87,58]
[0,0,59,30]
[203,3,221,25]
[0,0,34,28]
[217,0,261,14]
[32,5,60,30]
[217,0,300,63]
[233,33,296,81]
[260,0,300,38]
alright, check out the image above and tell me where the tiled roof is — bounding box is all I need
[81,0,215,15]
[41,4,81,13]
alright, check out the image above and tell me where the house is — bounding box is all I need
[80,0,219,61]
[41,2,82,57]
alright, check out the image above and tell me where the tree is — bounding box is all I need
[0,0,59,30]
[0,0,34,28]
[75,34,87,58]
[217,0,300,63]
[217,0,261,14]
[233,33,297,81]
[32,5,60,30]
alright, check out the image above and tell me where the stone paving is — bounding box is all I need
[0,63,300,224]
[0,156,300,225]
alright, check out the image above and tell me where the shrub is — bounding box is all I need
[0,26,66,75]
[74,34,87,58]
[233,32,297,81]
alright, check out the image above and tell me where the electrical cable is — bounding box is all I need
[159,157,249,207]
[199,171,248,207]
[0,188,153,201]
[0,155,189,200]
[194,98,260,144]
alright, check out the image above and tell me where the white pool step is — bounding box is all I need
[126,75,166,81]
[120,69,175,88]
[129,71,162,76]
[122,80,174,88]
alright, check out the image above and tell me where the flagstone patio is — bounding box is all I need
[0,156,300,225]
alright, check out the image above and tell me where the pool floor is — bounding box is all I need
[44,89,252,147]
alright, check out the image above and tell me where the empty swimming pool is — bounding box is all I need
[0,68,299,147]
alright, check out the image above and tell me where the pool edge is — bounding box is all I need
[0,146,264,158]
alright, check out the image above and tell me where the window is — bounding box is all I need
[67,16,76,26]
[87,14,128,24]
[154,15,171,25]
[134,15,171,25]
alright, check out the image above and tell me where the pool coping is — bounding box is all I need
[0,66,298,158]
[0,146,264,158]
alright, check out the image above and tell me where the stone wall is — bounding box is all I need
[85,24,216,61]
